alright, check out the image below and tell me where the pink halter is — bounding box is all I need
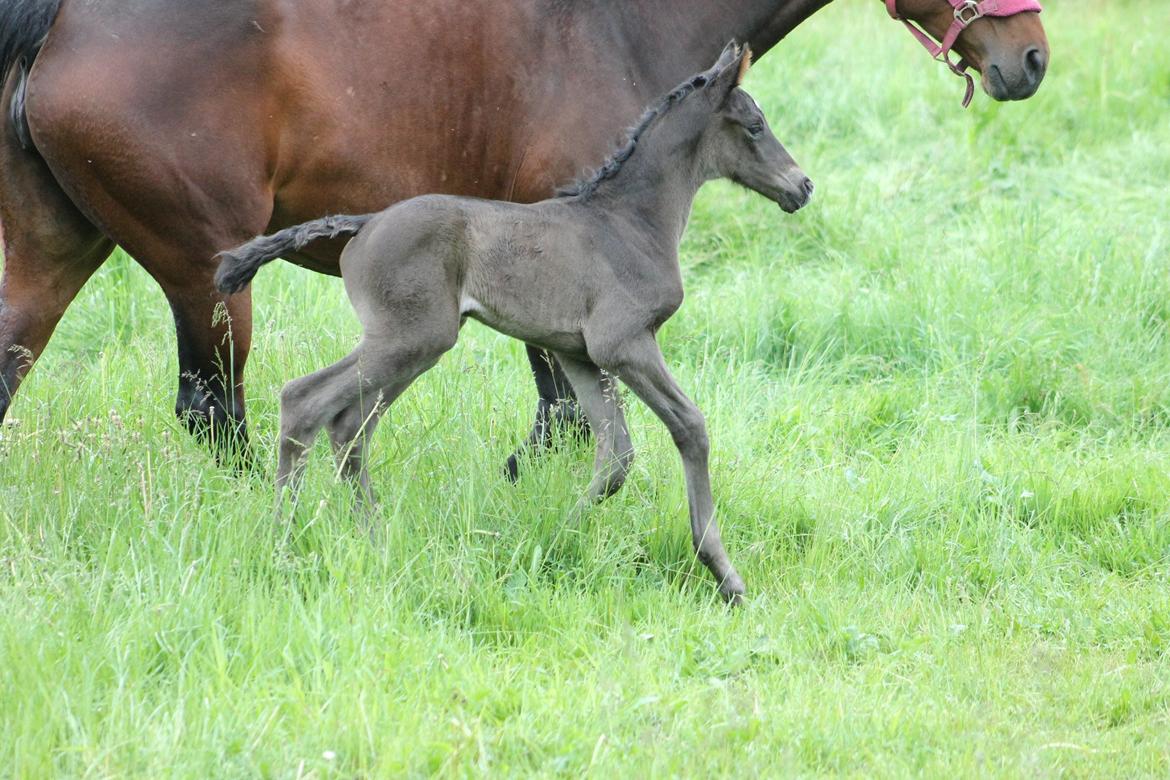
[885,0,1043,107]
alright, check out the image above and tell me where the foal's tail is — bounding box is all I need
[214,214,375,294]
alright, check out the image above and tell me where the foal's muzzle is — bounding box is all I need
[779,176,815,213]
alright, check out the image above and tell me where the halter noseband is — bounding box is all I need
[885,0,1043,107]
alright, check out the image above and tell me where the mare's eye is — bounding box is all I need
[746,123,764,139]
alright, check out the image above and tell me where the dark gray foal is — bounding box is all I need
[216,42,812,602]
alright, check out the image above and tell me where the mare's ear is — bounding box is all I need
[706,42,753,101]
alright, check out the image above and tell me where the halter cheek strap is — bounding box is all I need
[885,0,1043,107]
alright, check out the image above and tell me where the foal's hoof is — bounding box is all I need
[719,572,747,606]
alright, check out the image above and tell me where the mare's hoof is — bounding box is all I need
[503,451,522,484]
[503,400,594,484]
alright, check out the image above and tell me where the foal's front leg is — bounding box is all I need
[601,335,746,603]
[554,353,634,500]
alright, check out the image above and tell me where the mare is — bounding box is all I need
[214,43,811,602]
[0,0,1048,471]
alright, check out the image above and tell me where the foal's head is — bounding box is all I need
[692,43,813,214]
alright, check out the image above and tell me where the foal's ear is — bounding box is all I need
[707,42,752,100]
[735,46,753,85]
[711,40,742,72]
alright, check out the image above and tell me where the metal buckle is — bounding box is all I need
[954,1,983,26]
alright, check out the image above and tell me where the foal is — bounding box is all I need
[216,43,813,602]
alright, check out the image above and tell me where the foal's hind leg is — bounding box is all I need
[554,354,633,501]
[596,334,745,603]
[0,93,114,426]
[326,388,385,508]
[277,332,457,516]
[275,352,364,511]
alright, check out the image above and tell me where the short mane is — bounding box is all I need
[557,66,719,199]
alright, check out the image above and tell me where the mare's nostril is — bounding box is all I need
[1024,47,1046,84]
[800,177,815,199]
[987,63,1007,95]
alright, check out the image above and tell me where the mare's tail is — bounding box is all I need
[2,0,64,149]
[214,214,374,294]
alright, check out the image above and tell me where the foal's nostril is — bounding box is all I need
[1023,46,1046,85]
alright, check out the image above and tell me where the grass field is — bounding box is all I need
[3,1,1170,776]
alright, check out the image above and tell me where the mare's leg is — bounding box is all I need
[163,280,254,463]
[0,89,114,426]
[504,346,590,482]
[9,166,268,465]
[553,353,633,501]
[597,334,745,603]
[16,47,273,464]
[72,206,268,466]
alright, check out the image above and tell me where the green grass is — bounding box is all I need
[3,1,1170,775]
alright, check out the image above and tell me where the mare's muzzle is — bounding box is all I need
[885,0,1045,106]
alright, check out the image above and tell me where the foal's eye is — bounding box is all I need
[746,123,764,139]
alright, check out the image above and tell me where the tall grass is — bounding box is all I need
[2,1,1169,775]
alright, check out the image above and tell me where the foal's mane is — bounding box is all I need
[556,66,719,199]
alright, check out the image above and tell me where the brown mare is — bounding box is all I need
[0,0,1048,471]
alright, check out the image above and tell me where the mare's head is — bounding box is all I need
[893,0,1048,100]
[695,43,812,214]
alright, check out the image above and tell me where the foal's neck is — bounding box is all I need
[590,129,707,253]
